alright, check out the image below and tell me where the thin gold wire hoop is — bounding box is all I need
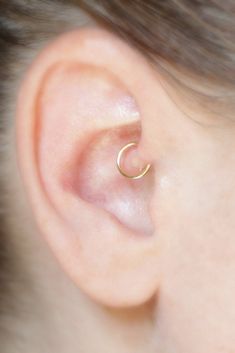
[116,142,151,180]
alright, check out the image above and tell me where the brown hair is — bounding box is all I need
[0,0,234,335]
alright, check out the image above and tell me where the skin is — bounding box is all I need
[4,27,235,353]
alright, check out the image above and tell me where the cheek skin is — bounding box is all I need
[152,124,235,352]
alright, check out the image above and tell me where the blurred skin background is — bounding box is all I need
[0,1,235,352]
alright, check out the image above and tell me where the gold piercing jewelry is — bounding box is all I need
[117,142,151,180]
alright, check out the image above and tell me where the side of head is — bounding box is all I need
[0,1,235,353]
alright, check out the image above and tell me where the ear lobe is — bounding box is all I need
[17,28,161,307]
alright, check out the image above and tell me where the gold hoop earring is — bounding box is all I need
[116,142,151,180]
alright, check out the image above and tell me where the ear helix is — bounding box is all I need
[117,142,152,180]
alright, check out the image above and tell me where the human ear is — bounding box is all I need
[16,28,162,307]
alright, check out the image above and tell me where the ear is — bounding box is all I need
[16,28,162,307]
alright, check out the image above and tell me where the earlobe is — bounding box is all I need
[17,28,161,307]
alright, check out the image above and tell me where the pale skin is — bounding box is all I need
[4,27,235,352]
